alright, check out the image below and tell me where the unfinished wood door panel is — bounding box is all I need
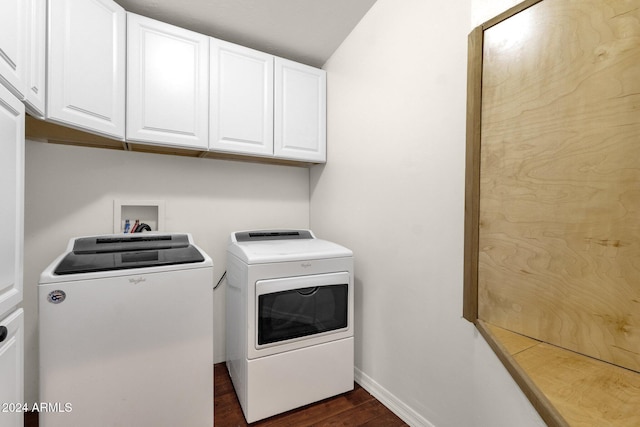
[478,0,640,372]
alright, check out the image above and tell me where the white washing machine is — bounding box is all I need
[38,233,214,427]
[226,229,354,423]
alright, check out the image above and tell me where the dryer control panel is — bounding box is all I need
[234,230,314,242]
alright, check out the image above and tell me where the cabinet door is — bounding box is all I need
[0,309,24,427]
[127,13,209,150]
[47,0,126,139]
[0,0,27,98]
[210,39,273,156]
[24,0,46,117]
[274,58,326,163]
[0,85,24,318]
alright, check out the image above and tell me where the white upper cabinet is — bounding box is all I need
[0,84,24,318]
[0,0,28,99]
[24,0,46,117]
[47,0,126,140]
[274,58,326,163]
[210,39,273,156]
[127,13,210,150]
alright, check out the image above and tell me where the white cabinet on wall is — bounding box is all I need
[18,0,327,164]
[275,58,326,163]
[0,0,28,99]
[47,0,126,139]
[127,13,210,150]
[0,83,24,318]
[0,0,45,117]
[25,0,46,117]
[0,83,24,426]
[0,309,24,427]
[210,39,274,156]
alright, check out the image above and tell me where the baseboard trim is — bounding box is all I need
[354,367,435,427]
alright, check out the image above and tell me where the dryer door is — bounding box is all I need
[254,272,352,356]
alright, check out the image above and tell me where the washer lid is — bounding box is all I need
[53,234,205,275]
[228,236,352,264]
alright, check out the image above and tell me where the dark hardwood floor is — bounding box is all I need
[25,363,407,426]
[214,364,407,426]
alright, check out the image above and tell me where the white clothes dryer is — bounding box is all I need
[226,230,354,423]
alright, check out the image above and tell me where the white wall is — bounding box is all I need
[311,0,546,425]
[23,140,310,404]
[472,0,523,26]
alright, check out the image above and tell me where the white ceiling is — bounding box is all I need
[114,0,378,68]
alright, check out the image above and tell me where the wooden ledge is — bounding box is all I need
[478,320,640,427]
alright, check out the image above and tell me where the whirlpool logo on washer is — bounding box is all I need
[47,290,66,304]
[301,262,312,268]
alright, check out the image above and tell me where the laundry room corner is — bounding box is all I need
[2,0,593,424]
